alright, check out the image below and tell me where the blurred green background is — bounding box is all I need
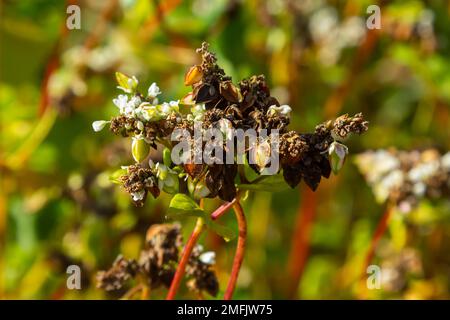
[1,0,450,299]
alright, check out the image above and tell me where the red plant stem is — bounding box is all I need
[362,206,394,275]
[286,186,317,299]
[211,198,238,220]
[166,217,205,300]
[224,201,247,300]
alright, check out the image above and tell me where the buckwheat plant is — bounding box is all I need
[355,149,450,280]
[93,42,368,299]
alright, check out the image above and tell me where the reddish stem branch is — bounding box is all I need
[362,206,394,275]
[167,197,238,300]
[224,201,247,300]
[166,217,205,300]
[211,198,238,220]
[286,186,317,299]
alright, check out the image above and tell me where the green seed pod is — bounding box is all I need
[328,141,348,175]
[163,147,172,167]
[132,137,150,163]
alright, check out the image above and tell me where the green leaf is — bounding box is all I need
[168,194,205,217]
[238,173,289,192]
[109,168,127,184]
[203,219,236,242]
[168,194,236,241]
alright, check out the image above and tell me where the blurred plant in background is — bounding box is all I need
[1,0,449,299]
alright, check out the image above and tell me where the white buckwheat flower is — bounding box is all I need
[131,190,145,201]
[113,94,129,114]
[147,82,162,98]
[199,251,216,265]
[267,104,292,118]
[92,120,109,132]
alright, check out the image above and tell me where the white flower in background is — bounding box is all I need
[147,82,161,99]
[374,170,404,203]
[355,150,400,184]
[412,182,426,197]
[92,120,109,132]
[131,190,145,201]
[199,251,216,265]
[441,152,450,170]
[267,104,292,118]
[408,161,439,182]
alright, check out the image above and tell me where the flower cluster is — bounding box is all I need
[93,42,368,205]
[96,223,219,297]
[355,149,450,212]
[186,244,219,297]
[379,247,423,293]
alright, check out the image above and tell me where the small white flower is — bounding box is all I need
[92,120,109,132]
[128,95,142,108]
[147,82,162,98]
[169,100,179,112]
[129,76,139,88]
[267,104,292,118]
[199,252,216,265]
[113,94,129,113]
[131,190,145,201]
[134,103,152,121]
[160,102,171,115]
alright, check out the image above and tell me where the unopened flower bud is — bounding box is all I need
[328,141,348,175]
[92,120,109,132]
[115,72,138,93]
[251,140,272,171]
